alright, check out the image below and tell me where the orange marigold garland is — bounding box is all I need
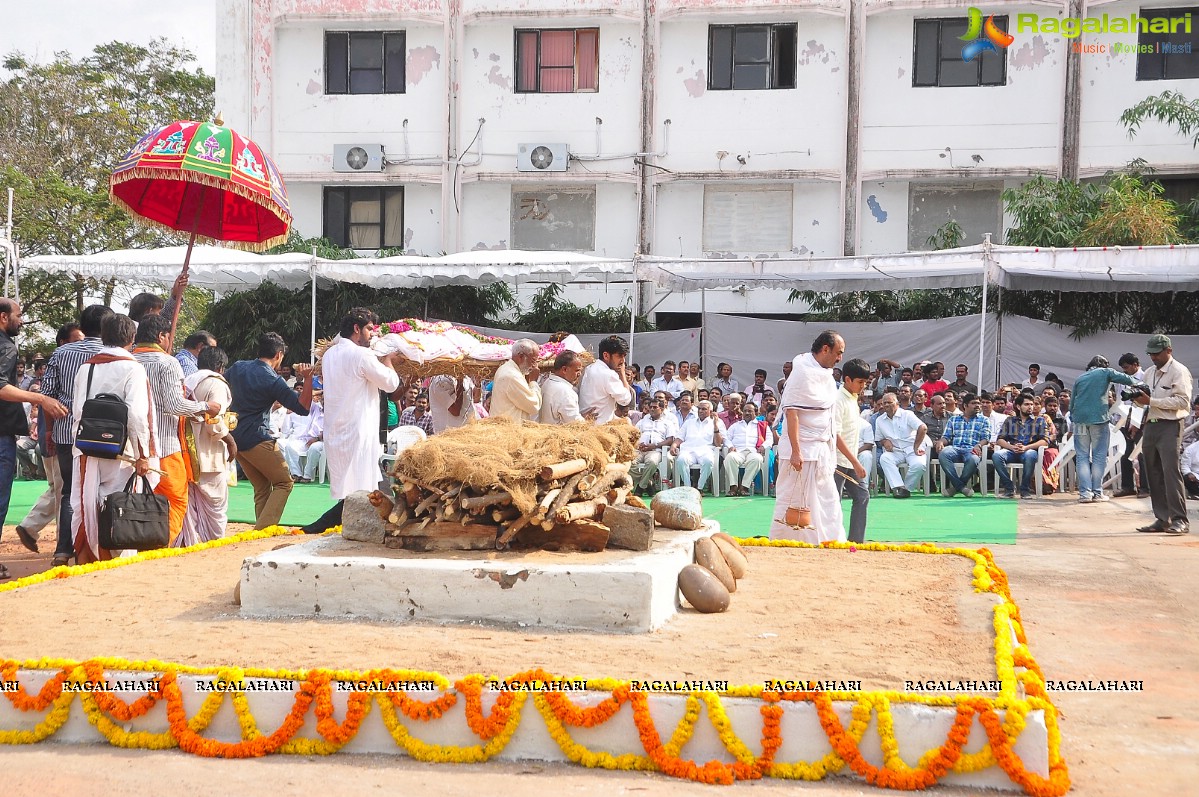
[0,540,1070,794]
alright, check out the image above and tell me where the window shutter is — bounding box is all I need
[703,187,793,252]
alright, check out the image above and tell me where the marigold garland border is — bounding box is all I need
[0,534,1069,794]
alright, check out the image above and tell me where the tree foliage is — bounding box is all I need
[202,235,516,362]
[0,40,214,328]
[493,283,655,335]
[1120,90,1199,149]
[1003,173,1195,336]
[1002,175,1103,247]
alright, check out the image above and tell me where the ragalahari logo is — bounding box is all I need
[960,8,1015,61]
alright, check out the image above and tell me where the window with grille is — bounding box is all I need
[1136,7,1199,80]
[515,29,600,93]
[325,31,406,94]
[708,24,797,90]
[913,17,1007,87]
[323,187,405,250]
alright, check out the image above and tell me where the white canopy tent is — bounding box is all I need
[24,246,318,291]
[21,242,1199,379]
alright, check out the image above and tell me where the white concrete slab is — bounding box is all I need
[239,522,720,633]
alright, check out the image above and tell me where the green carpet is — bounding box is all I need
[701,493,1017,545]
[2,478,337,530]
[5,479,1015,543]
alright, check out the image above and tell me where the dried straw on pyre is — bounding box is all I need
[384,418,643,551]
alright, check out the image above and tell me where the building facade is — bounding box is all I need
[216,0,1199,319]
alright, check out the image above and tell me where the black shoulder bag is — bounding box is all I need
[74,364,130,459]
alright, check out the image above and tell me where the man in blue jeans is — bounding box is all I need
[992,393,1049,499]
[937,393,990,497]
[0,298,68,579]
[1070,355,1136,503]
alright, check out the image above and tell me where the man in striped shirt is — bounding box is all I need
[39,304,113,567]
[133,315,220,542]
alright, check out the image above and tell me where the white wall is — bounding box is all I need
[655,15,847,175]
[458,20,644,172]
[215,0,1199,314]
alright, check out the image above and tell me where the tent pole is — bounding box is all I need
[628,258,638,363]
[995,287,1004,389]
[700,287,706,381]
[310,246,317,364]
[978,236,989,391]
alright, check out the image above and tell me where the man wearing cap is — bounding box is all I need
[1070,355,1137,503]
[1132,335,1193,534]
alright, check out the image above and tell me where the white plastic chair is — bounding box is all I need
[299,447,327,484]
[873,445,931,496]
[935,444,989,497]
[380,426,428,475]
[990,446,1045,498]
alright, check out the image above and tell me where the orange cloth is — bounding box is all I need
[155,451,190,544]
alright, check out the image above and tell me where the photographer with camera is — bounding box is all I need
[1070,356,1138,503]
[1133,335,1193,535]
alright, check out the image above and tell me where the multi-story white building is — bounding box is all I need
[216,0,1199,323]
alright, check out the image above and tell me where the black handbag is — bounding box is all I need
[99,475,169,551]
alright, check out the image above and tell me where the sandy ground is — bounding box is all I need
[0,531,994,689]
[1,495,1197,796]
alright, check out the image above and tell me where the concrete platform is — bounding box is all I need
[239,522,720,633]
[0,667,1047,792]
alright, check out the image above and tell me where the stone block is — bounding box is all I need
[651,486,704,530]
[341,490,387,544]
[602,504,654,551]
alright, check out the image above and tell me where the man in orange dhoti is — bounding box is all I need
[770,331,846,544]
[132,315,220,544]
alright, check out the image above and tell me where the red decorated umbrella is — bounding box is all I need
[110,116,293,337]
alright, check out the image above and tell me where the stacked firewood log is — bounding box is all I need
[379,457,646,552]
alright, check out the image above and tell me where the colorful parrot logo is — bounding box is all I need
[960,8,1014,62]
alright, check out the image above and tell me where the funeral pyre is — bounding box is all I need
[377,417,653,553]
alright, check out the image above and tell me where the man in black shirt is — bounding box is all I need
[0,299,68,578]
[226,333,313,529]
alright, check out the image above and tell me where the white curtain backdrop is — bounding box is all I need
[463,324,701,376]
[700,313,1198,392]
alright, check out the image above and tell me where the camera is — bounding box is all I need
[1120,383,1151,402]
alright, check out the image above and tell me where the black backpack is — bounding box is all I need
[74,364,130,459]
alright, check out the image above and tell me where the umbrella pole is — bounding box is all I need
[169,228,197,348]
[169,186,209,349]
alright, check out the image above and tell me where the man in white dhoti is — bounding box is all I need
[876,393,928,498]
[490,339,542,421]
[302,308,400,534]
[178,347,236,546]
[770,331,845,543]
[671,400,724,492]
[70,314,157,564]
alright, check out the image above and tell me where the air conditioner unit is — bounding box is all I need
[516,143,569,172]
[332,143,385,173]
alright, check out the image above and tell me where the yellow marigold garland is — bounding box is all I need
[0,535,1069,794]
